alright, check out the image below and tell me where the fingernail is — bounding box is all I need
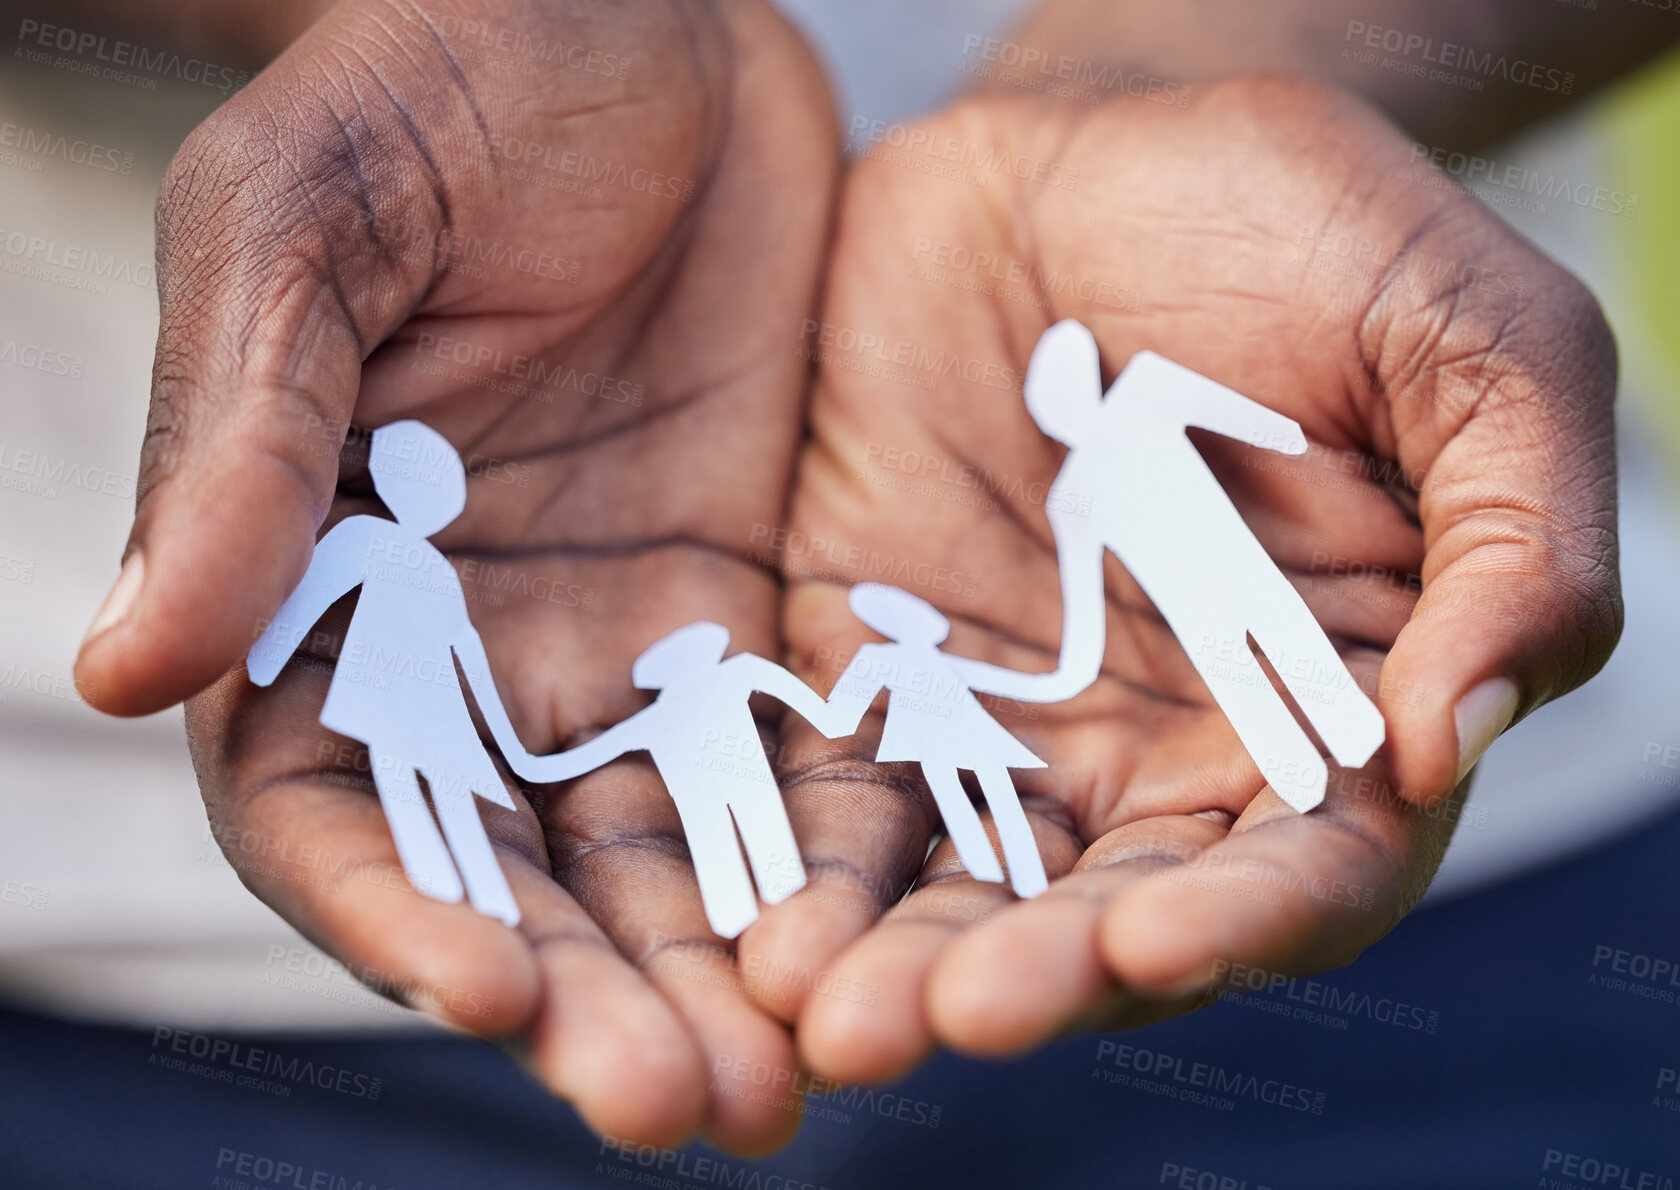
[83,551,144,644]
[1454,677,1519,785]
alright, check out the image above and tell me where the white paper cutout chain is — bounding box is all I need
[247,319,1385,935]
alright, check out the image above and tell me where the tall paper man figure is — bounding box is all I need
[1025,319,1386,810]
[248,421,534,926]
[823,582,1103,899]
[511,622,848,939]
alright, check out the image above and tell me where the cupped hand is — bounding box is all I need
[736,77,1620,1083]
[73,0,838,1154]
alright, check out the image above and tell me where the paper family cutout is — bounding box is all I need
[247,319,1384,934]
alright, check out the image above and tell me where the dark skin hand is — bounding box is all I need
[0,0,332,69]
[733,77,1621,1082]
[73,0,838,1155]
[67,0,1625,1158]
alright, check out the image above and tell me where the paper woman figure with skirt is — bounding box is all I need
[247,420,535,926]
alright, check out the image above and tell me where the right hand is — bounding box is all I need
[73,0,838,1154]
[741,77,1621,1083]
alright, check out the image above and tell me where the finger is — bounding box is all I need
[551,755,808,1157]
[926,816,1229,1056]
[1356,152,1622,807]
[188,666,543,1037]
[734,724,932,1026]
[517,867,710,1149]
[735,581,943,1024]
[73,23,460,715]
[1097,760,1454,998]
[795,871,1007,1086]
[193,660,716,1148]
[797,812,1080,1084]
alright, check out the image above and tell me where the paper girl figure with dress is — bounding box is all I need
[248,319,1385,933]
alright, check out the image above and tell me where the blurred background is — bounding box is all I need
[1,2,1677,1187]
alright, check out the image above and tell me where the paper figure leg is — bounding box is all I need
[974,765,1048,898]
[725,775,807,907]
[1248,607,1386,770]
[368,747,464,904]
[1188,636,1329,812]
[668,790,760,939]
[422,764,520,927]
[921,764,1004,884]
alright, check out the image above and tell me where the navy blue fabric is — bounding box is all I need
[3,808,1679,1190]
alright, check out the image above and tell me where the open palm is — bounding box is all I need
[75,0,836,1154]
[735,78,1621,1080]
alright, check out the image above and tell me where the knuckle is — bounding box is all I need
[1547,271,1618,404]
[1553,527,1624,665]
[155,105,312,304]
[154,56,449,298]
[1490,267,1617,428]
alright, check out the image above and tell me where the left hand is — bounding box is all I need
[74,0,839,1153]
[737,76,1621,1081]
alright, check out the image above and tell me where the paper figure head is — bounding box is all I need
[1024,318,1104,447]
[848,583,950,647]
[369,420,467,537]
[632,621,731,690]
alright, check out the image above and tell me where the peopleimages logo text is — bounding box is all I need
[1344,21,1575,93]
[1540,1149,1675,1190]
[151,1027,383,1100]
[214,1149,399,1190]
[15,19,249,92]
[0,121,133,174]
[1094,1041,1326,1113]
[0,227,154,289]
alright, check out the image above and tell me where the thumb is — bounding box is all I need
[73,52,442,715]
[1373,269,1623,807]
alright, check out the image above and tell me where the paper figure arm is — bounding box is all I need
[512,714,648,784]
[1121,350,1308,456]
[818,647,889,738]
[246,517,375,686]
[450,626,539,807]
[953,499,1107,703]
[731,654,855,739]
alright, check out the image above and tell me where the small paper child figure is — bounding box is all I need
[248,420,535,926]
[1023,319,1386,810]
[823,582,1102,899]
[508,622,847,939]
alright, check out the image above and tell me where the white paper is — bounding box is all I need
[248,421,528,926]
[1022,320,1387,811]
[821,582,1102,900]
[245,324,1385,935]
[508,622,851,938]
